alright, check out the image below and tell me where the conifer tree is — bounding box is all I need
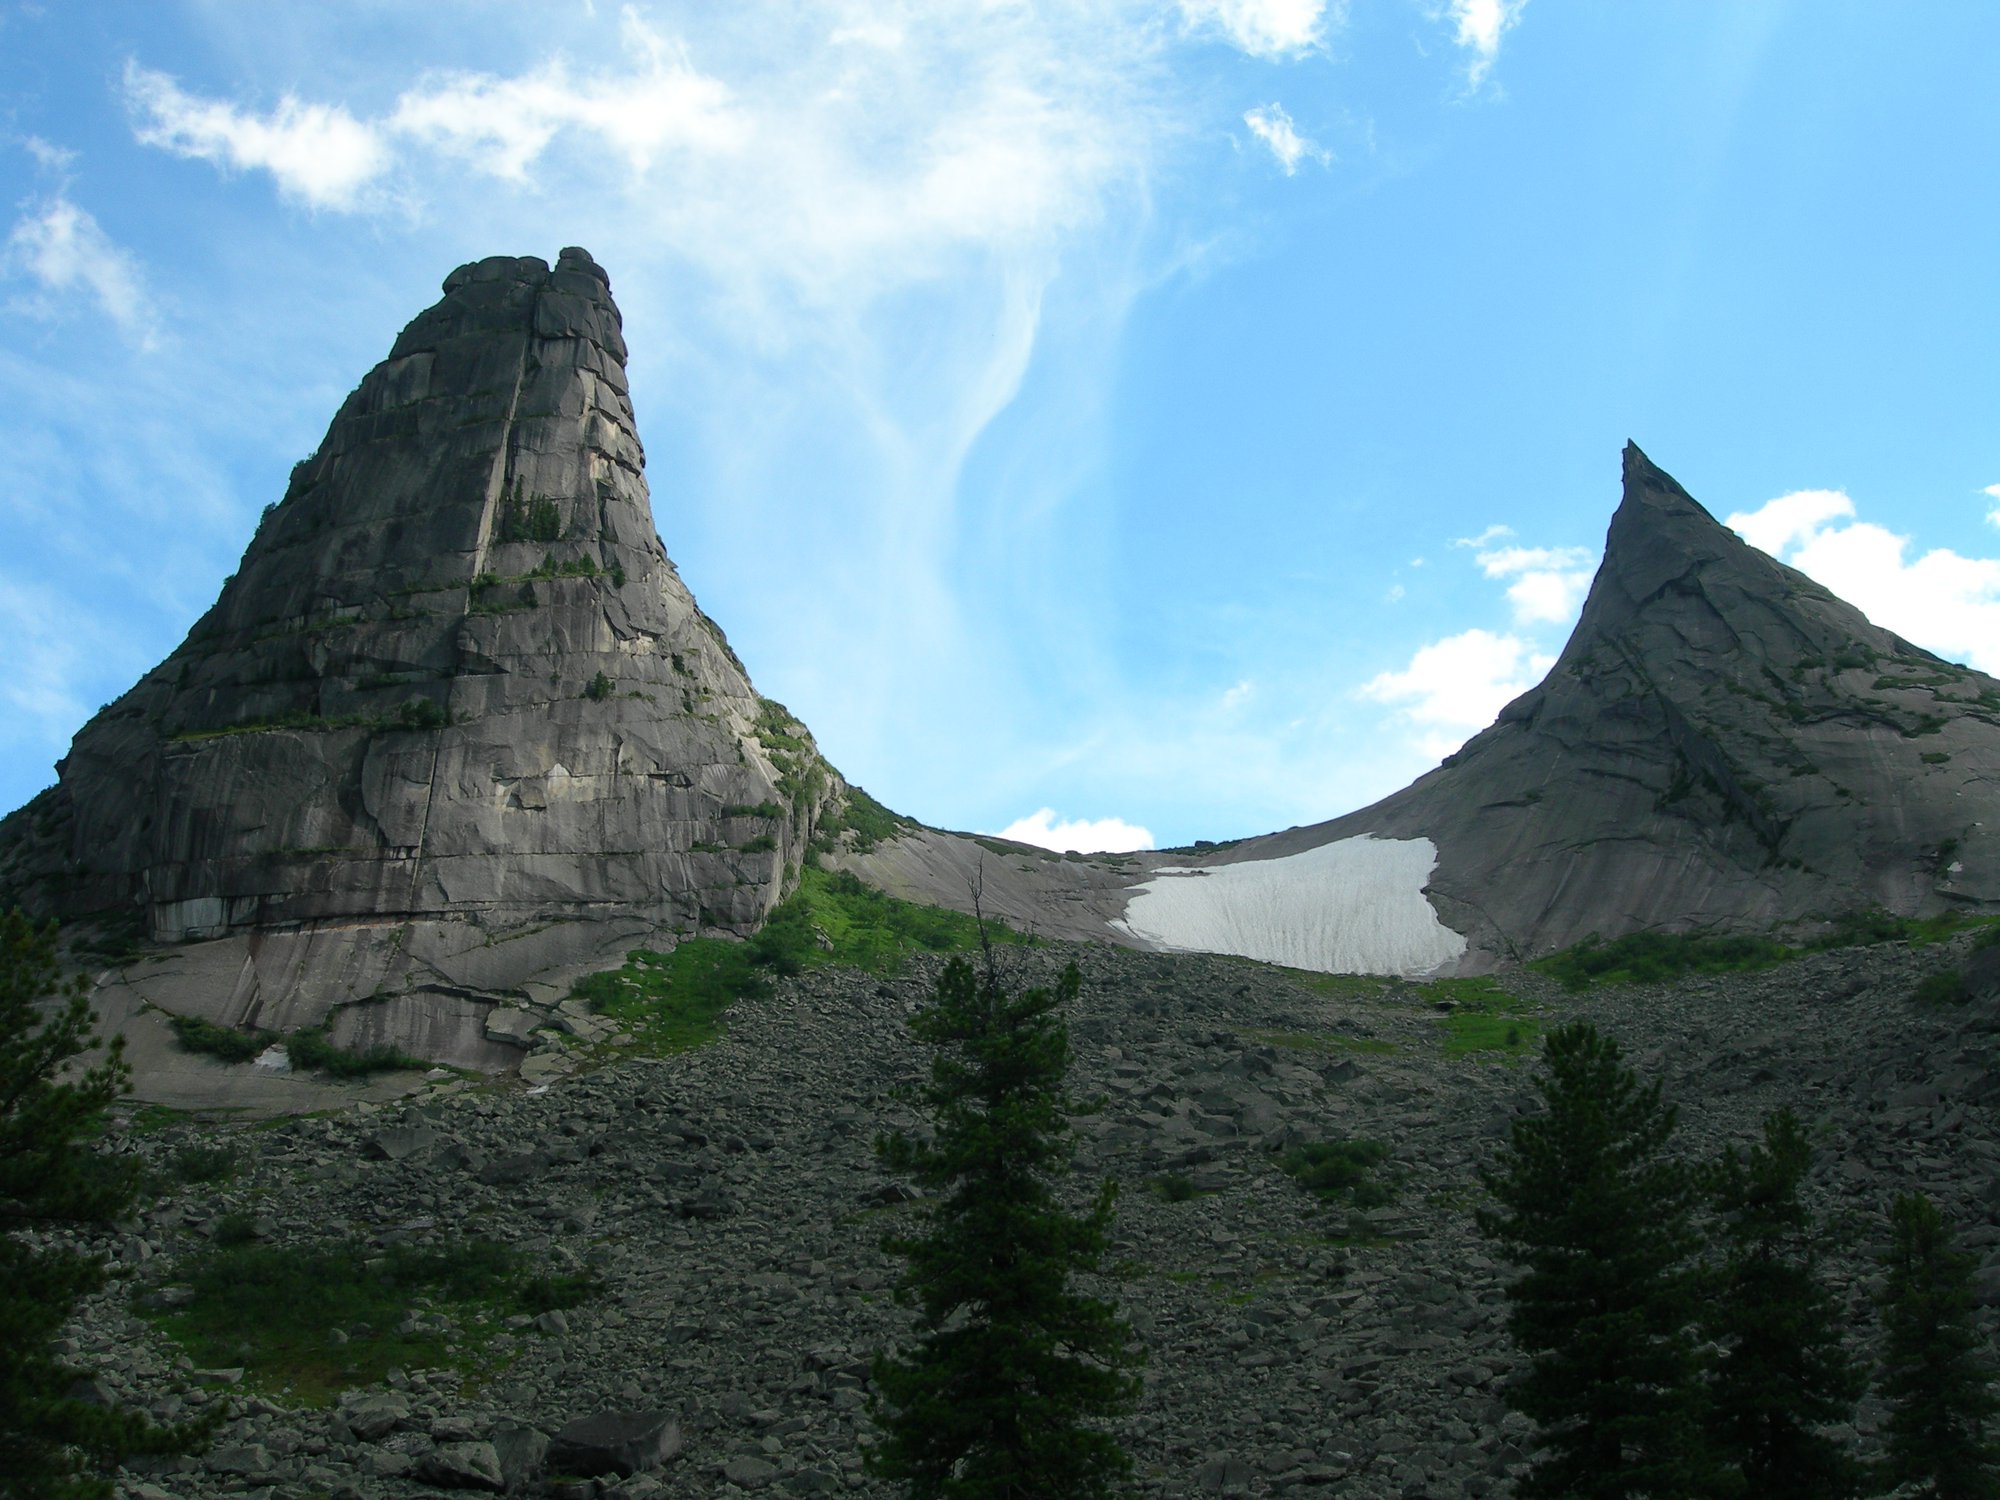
[1698,1107,1861,1499]
[1877,1191,2000,1500]
[1475,1019,1709,1500]
[867,953,1144,1499]
[0,910,199,1498]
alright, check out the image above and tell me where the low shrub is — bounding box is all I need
[1911,969,1970,1007]
[285,1024,424,1079]
[169,1014,272,1064]
[1277,1138,1396,1210]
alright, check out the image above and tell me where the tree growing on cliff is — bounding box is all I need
[1476,1020,1710,1500]
[1698,1107,1861,1499]
[1877,1191,2000,1499]
[866,951,1144,1499]
[0,909,200,1497]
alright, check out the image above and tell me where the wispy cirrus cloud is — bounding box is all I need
[1449,0,1526,89]
[1244,102,1327,174]
[1178,0,1338,58]
[5,157,162,350]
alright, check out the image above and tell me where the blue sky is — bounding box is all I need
[3,1,1997,852]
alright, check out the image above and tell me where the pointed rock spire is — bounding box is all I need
[0,251,842,1063]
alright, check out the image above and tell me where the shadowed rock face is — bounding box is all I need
[1223,443,2000,966]
[0,249,839,1046]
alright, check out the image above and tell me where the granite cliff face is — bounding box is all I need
[0,249,841,1061]
[845,446,2000,971]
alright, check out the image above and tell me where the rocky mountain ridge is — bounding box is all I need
[845,445,2000,972]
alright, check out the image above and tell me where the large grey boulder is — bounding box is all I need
[0,249,844,1059]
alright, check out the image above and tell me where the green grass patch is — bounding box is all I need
[144,1238,594,1405]
[576,868,1027,1054]
[1533,931,1795,991]
[1420,978,1543,1061]
[1276,1138,1396,1209]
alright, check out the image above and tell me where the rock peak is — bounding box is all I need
[0,251,845,1072]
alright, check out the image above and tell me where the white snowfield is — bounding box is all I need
[1111,834,1467,977]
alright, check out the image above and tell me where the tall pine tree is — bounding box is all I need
[1877,1191,2000,1500]
[1699,1107,1861,1499]
[1475,1020,1709,1500]
[0,911,202,1498]
[867,953,1143,1499]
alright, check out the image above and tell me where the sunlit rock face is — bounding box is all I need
[0,249,839,1048]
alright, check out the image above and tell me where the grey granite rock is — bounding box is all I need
[0,248,843,1068]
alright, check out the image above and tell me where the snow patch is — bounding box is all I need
[1112,835,1466,976]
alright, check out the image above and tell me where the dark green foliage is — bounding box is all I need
[1276,1138,1395,1209]
[1534,930,1794,990]
[584,671,614,702]
[283,1024,423,1079]
[150,1237,591,1405]
[0,911,204,1497]
[1148,1173,1198,1203]
[169,1145,237,1185]
[819,786,917,853]
[1476,1020,1708,1499]
[168,1014,272,1064]
[1877,1193,2000,1499]
[1699,1109,1861,1499]
[395,696,446,730]
[1913,968,1973,1007]
[497,493,563,543]
[722,801,783,820]
[738,834,777,854]
[868,957,1143,1498]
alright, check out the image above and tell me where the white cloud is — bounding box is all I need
[1244,103,1326,174]
[1358,627,1553,759]
[995,808,1156,853]
[1472,542,1596,624]
[1179,0,1336,58]
[1728,487,1854,557]
[1450,0,1526,89]
[1983,482,2000,527]
[1454,523,1513,548]
[1726,490,2000,674]
[5,192,161,349]
[123,62,393,210]
[389,11,742,179]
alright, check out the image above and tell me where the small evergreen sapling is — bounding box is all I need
[1877,1191,2000,1500]
[1475,1019,1709,1500]
[0,910,203,1497]
[1699,1108,1862,1499]
[867,953,1144,1499]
